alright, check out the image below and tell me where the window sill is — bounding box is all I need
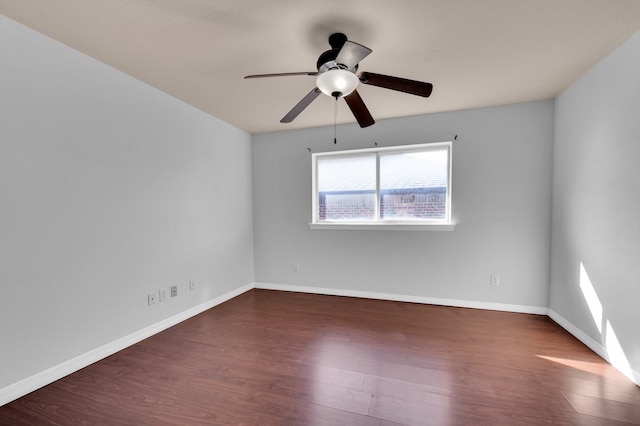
[308,222,456,231]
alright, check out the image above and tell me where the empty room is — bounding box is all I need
[1,1,639,424]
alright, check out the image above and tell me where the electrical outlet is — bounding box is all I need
[170,285,178,297]
[490,274,500,286]
[292,263,299,273]
[148,292,157,306]
[159,289,166,302]
[189,280,195,291]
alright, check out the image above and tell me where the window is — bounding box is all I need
[311,142,453,230]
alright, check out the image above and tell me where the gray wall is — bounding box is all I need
[0,15,254,389]
[551,31,640,381]
[253,100,554,310]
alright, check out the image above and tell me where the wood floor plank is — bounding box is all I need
[2,289,639,425]
[537,373,640,405]
[563,391,640,424]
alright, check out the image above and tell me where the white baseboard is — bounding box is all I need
[0,283,253,407]
[548,309,640,386]
[547,309,607,359]
[254,282,549,315]
[4,283,636,407]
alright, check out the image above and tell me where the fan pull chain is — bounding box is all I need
[333,97,338,144]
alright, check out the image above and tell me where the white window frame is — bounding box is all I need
[310,142,455,231]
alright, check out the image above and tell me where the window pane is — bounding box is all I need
[379,149,448,220]
[317,154,376,221]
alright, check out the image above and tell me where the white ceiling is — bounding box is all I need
[2,0,640,134]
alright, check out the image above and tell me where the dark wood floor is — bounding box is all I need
[2,289,639,425]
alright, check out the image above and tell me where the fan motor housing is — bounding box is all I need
[317,49,359,73]
[316,49,339,72]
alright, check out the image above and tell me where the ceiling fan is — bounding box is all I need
[245,33,433,128]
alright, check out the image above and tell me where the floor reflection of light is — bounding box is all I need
[579,262,603,333]
[308,337,372,419]
[309,333,455,424]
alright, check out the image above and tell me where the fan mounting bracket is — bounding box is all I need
[316,33,358,73]
[328,32,348,49]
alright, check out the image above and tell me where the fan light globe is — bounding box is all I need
[316,69,359,98]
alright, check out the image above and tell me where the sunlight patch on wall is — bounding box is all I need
[578,262,635,383]
[579,262,603,333]
[605,320,634,381]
